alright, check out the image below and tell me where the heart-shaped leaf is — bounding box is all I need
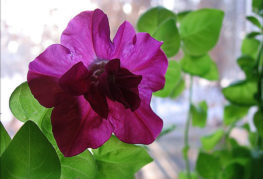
[237,55,257,79]
[9,82,98,179]
[220,163,245,179]
[152,18,180,57]
[199,60,219,81]
[9,82,49,125]
[137,7,180,57]
[222,80,258,106]
[196,152,221,179]
[170,78,185,98]
[0,121,61,179]
[60,150,98,179]
[180,9,224,56]
[177,10,192,22]
[224,104,249,125]
[0,122,11,156]
[180,54,212,76]
[92,136,153,179]
[201,129,224,151]
[241,38,260,59]
[137,6,176,34]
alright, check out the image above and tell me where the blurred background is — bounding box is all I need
[0,0,257,178]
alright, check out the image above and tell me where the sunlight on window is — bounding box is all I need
[123,3,132,14]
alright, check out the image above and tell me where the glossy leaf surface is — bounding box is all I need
[222,80,258,106]
[0,122,11,156]
[180,9,224,56]
[0,121,61,179]
[93,136,153,179]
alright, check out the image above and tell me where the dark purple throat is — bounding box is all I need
[59,59,142,118]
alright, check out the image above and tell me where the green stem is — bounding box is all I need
[184,76,193,179]
[255,40,263,150]
[256,42,263,109]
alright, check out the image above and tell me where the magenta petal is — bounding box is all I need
[51,94,113,157]
[27,44,75,107]
[61,9,112,63]
[111,21,136,58]
[92,9,113,59]
[112,25,168,92]
[59,62,90,96]
[108,90,163,144]
[136,49,167,92]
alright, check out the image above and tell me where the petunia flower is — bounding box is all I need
[27,9,168,157]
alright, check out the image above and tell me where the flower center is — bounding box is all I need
[59,59,142,118]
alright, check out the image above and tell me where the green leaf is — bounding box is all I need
[201,129,224,151]
[9,82,55,146]
[253,110,263,137]
[222,80,258,106]
[237,55,257,79]
[180,9,224,56]
[137,6,176,34]
[252,0,263,16]
[177,10,192,22]
[223,104,249,125]
[199,60,219,81]
[246,16,262,29]
[181,54,219,80]
[9,82,57,148]
[152,18,180,57]
[220,163,245,179]
[0,122,11,156]
[222,147,252,179]
[250,151,263,179]
[241,38,260,59]
[180,54,212,76]
[196,152,221,179]
[154,60,183,98]
[213,149,233,168]
[232,146,251,160]
[0,121,61,179]
[39,109,57,147]
[178,171,198,179]
[170,78,185,98]
[92,136,153,179]
[9,82,48,126]
[191,101,208,128]
[246,31,262,38]
[60,150,98,179]
[9,82,98,178]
